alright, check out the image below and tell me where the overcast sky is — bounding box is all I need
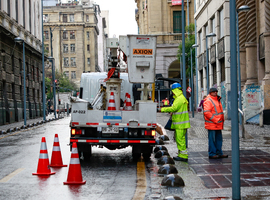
[95,0,138,38]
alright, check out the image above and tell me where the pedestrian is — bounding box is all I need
[47,99,51,114]
[162,97,170,107]
[198,95,207,111]
[203,87,228,159]
[161,83,190,162]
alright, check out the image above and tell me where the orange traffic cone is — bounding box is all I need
[123,93,128,109]
[125,94,132,111]
[107,92,116,110]
[33,137,55,176]
[63,142,86,185]
[50,134,67,168]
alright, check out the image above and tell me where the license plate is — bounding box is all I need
[102,127,119,133]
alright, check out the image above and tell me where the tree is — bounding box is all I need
[45,70,78,100]
[177,23,196,78]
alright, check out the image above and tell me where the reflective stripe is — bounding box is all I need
[210,116,214,120]
[40,142,47,150]
[71,147,78,154]
[54,138,59,142]
[175,111,188,115]
[203,110,211,113]
[208,98,218,114]
[70,158,80,164]
[53,146,61,151]
[173,120,190,125]
[180,150,188,155]
[205,120,214,123]
[39,153,49,159]
[217,121,223,123]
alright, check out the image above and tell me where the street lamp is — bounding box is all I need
[237,5,250,125]
[14,37,26,127]
[48,57,57,118]
[206,33,216,94]
[191,44,199,118]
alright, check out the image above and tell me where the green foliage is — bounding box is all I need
[45,70,79,100]
[177,23,196,78]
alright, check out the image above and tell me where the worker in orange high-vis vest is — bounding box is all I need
[162,98,170,107]
[203,87,228,159]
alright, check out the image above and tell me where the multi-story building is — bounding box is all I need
[135,0,194,99]
[43,0,99,86]
[0,1,43,125]
[195,0,270,124]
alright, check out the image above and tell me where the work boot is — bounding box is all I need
[173,156,188,162]
[209,155,219,159]
[219,154,228,158]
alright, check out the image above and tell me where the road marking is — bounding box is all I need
[0,168,25,183]
[132,160,147,200]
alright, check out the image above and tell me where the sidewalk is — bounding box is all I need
[0,113,65,135]
[148,112,270,200]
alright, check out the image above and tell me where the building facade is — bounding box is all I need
[0,0,43,125]
[195,0,270,124]
[43,1,99,86]
[135,0,195,100]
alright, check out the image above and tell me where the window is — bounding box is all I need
[86,15,89,22]
[70,44,75,52]
[70,57,76,67]
[71,71,76,79]
[23,0,25,27]
[44,44,49,56]
[63,44,68,53]
[64,58,69,67]
[87,31,90,39]
[199,31,202,54]
[87,58,90,65]
[36,67,39,82]
[31,65,34,81]
[63,31,68,39]
[213,63,217,86]
[219,8,224,38]
[70,31,75,39]
[44,31,49,39]
[211,17,216,43]
[63,14,67,22]
[7,0,10,16]
[64,71,69,78]
[70,14,74,22]
[87,45,90,51]
[173,11,185,40]
[29,0,31,32]
[43,14,49,22]
[15,0,18,21]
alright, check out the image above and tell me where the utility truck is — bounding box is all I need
[69,35,157,160]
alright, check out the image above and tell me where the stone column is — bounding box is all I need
[263,0,270,112]
[244,0,257,85]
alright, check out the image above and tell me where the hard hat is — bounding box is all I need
[171,83,181,90]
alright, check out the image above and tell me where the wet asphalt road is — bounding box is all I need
[0,117,151,200]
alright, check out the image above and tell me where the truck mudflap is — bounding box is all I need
[70,138,156,145]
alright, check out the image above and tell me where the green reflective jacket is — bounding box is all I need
[161,88,190,129]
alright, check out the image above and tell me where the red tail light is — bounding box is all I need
[145,130,156,136]
[71,129,82,135]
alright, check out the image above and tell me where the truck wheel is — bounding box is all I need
[142,152,151,161]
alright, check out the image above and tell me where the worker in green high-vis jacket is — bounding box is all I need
[161,83,190,162]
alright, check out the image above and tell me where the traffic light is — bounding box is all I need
[45,86,48,94]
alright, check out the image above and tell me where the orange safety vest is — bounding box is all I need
[203,94,224,130]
